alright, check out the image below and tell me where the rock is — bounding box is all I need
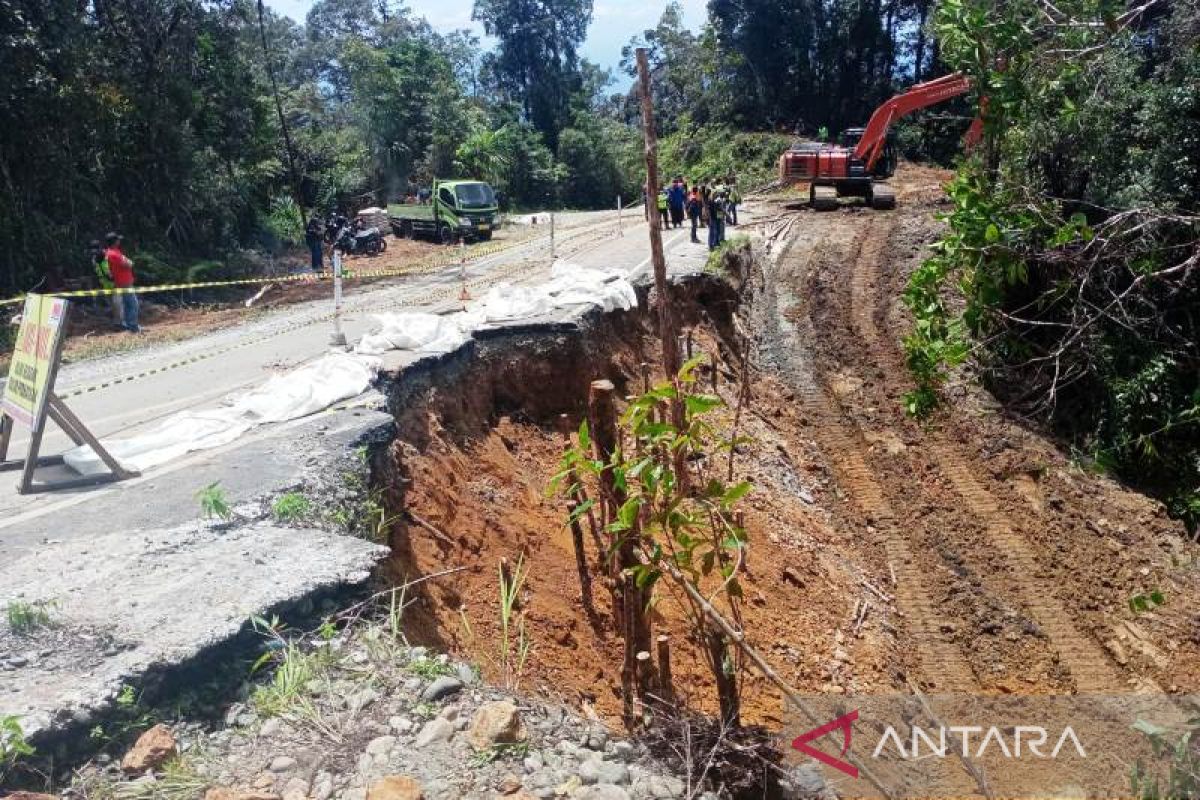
[578,759,629,786]
[608,742,635,762]
[420,676,463,702]
[414,717,455,748]
[497,773,523,794]
[646,775,685,799]
[522,753,544,773]
[366,776,424,800]
[259,718,282,738]
[203,790,281,800]
[389,716,414,734]
[2,793,58,800]
[781,764,831,799]
[121,724,178,774]
[584,729,608,751]
[457,663,477,685]
[269,756,298,773]
[349,687,381,713]
[365,736,397,757]
[571,786,630,800]
[467,701,528,751]
[312,772,336,800]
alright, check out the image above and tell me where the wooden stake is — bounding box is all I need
[656,634,674,703]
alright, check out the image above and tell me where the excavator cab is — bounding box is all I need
[840,127,898,179]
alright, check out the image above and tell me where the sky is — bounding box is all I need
[265,0,706,77]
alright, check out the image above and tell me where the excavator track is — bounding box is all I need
[848,215,1124,692]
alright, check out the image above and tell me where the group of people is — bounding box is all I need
[650,176,742,251]
[90,232,140,333]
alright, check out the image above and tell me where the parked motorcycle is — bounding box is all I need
[332,220,387,256]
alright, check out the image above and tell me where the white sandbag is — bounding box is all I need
[63,353,380,477]
[543,260,638,312]
[64,409,254,476]
[234,352,379,423]
[463,284,553,324]
[354,312,469,356]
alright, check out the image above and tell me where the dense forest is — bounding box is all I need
[903,0,1199,531]
[0,0,958,292]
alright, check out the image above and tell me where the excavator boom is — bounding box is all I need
[854,72,974,171]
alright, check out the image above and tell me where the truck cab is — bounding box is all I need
[389,180,499,244]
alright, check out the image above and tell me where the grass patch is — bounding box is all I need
[5,600,54,634]
[271,492,312,523]
[469,741,530,767]
[113,756,207,800]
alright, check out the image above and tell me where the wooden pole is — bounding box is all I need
[656,634,674,703]
[635,48,680,382]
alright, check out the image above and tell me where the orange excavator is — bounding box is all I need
[778,72,982,210]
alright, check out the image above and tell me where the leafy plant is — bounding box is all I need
[0,715,34,784]
[5,600,53,634]
[272,492,312,523]
[406,656,454,681]
[1130,590,1167,616]
[197,481,232,521]
[1131,717,1200,798]
[551,355,754,726]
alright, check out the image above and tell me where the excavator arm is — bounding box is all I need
[854,72,977,171]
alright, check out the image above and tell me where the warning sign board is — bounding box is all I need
[2,294,68,431]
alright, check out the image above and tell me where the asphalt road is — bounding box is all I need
[0,207,720,538]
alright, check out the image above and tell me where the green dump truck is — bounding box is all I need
[388,180,499,244]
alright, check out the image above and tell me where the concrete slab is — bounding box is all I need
[0,404,392,743]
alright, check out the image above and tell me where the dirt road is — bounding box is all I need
[759,164,1200,697]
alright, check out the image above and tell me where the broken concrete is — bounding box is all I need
[0,404,392,748]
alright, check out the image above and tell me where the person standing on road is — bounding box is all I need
[656,187,670,230]
[686,188,702,243]
[305,214,324,274]
[668,178,686,229]
[104,232,140,333]
[706,190,726,251]
[90,240,123,329]
[727,179,741,226]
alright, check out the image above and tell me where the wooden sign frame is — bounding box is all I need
[0,297,138,493]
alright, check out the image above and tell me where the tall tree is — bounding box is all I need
[472,0,593,149]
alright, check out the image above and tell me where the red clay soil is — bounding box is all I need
[377,163,1200,739]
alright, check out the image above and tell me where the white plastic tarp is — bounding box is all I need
[354,312,469,356]
[63,352,379,476]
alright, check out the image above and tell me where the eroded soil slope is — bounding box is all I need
[375,164,1200,736]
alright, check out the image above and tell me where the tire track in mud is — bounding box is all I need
[760,221,979,694]
[848,215,1123,693]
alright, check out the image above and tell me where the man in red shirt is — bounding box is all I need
[104,232,140,333]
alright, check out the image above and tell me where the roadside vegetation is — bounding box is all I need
[902,0,1200,533]
[4,0,964,294]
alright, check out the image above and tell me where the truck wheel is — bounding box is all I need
[438,224,454,245]
[478,231,493,242]
[378,237,387,252]
[398,220,413,239]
